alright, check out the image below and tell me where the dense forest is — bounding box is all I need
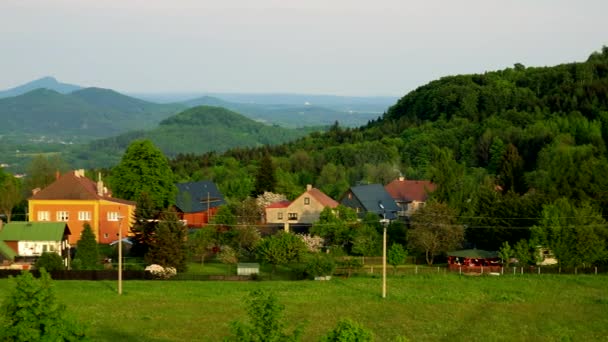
[169,47,608,256]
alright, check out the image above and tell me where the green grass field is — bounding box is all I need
[1,273,607,341]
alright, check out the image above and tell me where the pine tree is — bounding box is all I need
[130,192,160,258]
[145,209,188,272]
[75,222,99,270]
[252,153,276,196]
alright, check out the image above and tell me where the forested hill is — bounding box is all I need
[382,47,608,124]
[68,106,318,168]
[170,47,608,252]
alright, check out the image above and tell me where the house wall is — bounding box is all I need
[287,192,327,224]
[5,241,18,254]
[265,207,287,224]
[181,207,219,228]
[340,191,365,216]
[28,199,134,244]
[17,240,63,257]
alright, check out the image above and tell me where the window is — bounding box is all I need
[104,233,109,238]
[288,213,298,220]
[304,197,310,205]
[37,211,50,221]
[107,212,120,221]
[277,212,283,220]
[78,211,91,221]
[57,211,69,221]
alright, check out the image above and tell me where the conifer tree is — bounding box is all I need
[75,222,99,270]
[145,208,188,272]
[130,192,160,258]
[252,153,276,196]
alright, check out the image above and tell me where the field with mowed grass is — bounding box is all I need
[1,274,607,341]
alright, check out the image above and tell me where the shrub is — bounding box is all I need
[0,270,87,341]
[71,258,82,270]
[304,253,336,278]
[145,264,177,279]
[34,252,65,272]
[321,319,374,342]
[338,257,363,278]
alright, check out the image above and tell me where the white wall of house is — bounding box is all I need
[18,241,63,256]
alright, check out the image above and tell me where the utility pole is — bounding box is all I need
[117,214,124,295]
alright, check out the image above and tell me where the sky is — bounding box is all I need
[1,0,607,97]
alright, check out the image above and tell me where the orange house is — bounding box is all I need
[174,181,225,228]
[28,170,135,245]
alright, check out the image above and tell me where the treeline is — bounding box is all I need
[169,47,608,262]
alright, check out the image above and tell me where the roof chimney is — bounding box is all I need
[306,184,312,191]
[97,172,104,196]
[32,187,41,196]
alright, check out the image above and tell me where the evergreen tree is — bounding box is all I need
[498,143,525,194]
[75,222,99,270]
[0,270,87,341]
[129,192,160,258]
[252,153,276,196]
[110,139,177,209]
[145,209,188,272]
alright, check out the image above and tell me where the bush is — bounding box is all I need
[71,258,82,270]
[304,253,336,278]
[338,257,363,277]
[34,252,65,272]
[321,319,374,342]
[145,264,177,279]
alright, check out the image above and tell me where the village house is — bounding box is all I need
[0,221,71,268]
[265,185,339,231]
[340,183,400,220]
[28,170,135,244]
[384,176,436,218]
[174,180,225,228]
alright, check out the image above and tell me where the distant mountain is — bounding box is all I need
[0,87,185,141]
[182,96,382,128]
[66,106,319,168]
[0,76,83,99]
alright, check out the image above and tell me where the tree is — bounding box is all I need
[408,201,464,265]
[34,252,64,272]
[252,153,276,196]
[498,144,526,194]
[497,241,513,268]
[351,224,381,257]
[513,239,534,266]
[227,289,303,342]
[532,198,608,267]
[145,209,188,272]
[320,319,374,342]
[310,206,358,249]
[0,175,22,223]
[75,223,99,270]
[24,155,68,194]
[188,228,216,265]
[129,192,160,258]
[387,244,407,274]
[110,139,176,209]
[256,232,307,277]
[0,270,87,341]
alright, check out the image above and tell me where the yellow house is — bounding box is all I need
[28,170,135,245]
[265,185,339,230]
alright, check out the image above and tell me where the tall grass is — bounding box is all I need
[0,274,606,341]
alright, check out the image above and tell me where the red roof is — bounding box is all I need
[307,188,339,208]
[29,170,135,205]
[266,200,291,209]
[385,178,436,202]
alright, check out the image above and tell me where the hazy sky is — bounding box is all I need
[1,0,607,96]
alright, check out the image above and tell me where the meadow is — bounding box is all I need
[1,272,607,341]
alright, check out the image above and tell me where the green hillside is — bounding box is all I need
[0,87,184,141]
[0,76,82,98]
[66,106,319,168]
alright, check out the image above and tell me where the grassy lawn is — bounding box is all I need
[1,273,607,341]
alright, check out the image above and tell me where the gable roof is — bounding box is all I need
[175,181,225,213]
[0,222,70,242]
[385,178,436,202]
[0,240,16,260]
[29,170,135,205]
[345,184,400,220]
[266,200,291,209]
[306,188,339,208]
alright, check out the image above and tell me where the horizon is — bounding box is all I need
[1,0,607,97]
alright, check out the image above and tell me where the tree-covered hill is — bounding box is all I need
[0,76,82,99]
[0,87,184,141]
[66,106,319,168]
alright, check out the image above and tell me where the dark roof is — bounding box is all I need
[29,170,135,205]
[175,181,225,213]
[448,249,498,259]
[346,184,400,220]
[385,178,436,202]
[0,222,70,242]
